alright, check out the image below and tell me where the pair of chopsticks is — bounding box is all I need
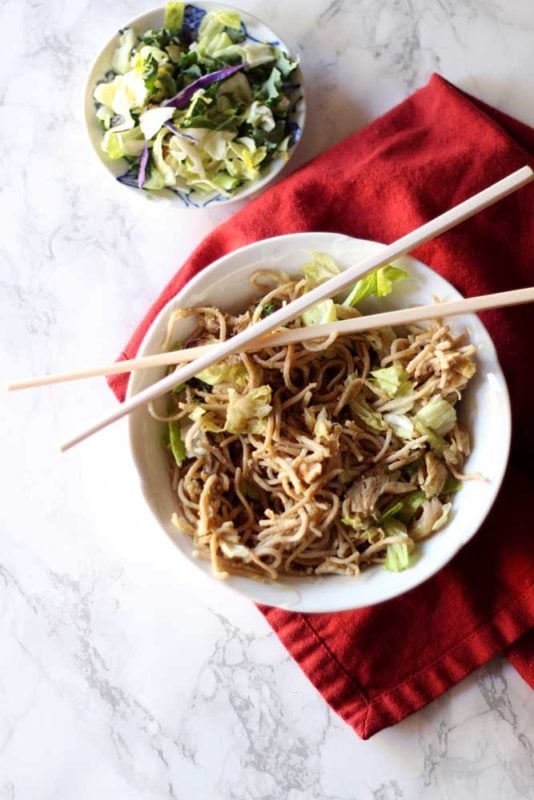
[7,166,534,450]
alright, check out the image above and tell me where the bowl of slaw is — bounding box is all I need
[84,2,305,207]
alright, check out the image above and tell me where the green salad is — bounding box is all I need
[93,3,301,201]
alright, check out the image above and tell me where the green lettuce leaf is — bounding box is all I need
[111,28,136,74]
[443,474,462,494]
[164,2,184,32]
[301,299,337,326]
[383,412,414,439]
[343,265,408,307]
[396,491,427,523]
[139,106,175,139]
[350,397,385,431]
[196,363,248,387]
[225,386,272,434]
[169,421,187,466]
[383,518,410,572]
[261,67,282,101]
[415,396,457,436]
[370,364,411,398]
[101,125,144,159]
[94,71,148,116]
[378,501,404,523]
[414,420,447,452]
[384,542,410,572]
[302,252,341,284]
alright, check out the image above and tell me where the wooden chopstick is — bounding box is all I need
[7,285,534,392]
[59,165,534,451]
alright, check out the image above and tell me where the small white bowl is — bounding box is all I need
[84,2,305,208]
[128,232,511,612]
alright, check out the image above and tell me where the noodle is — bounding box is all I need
[153,266,477,581]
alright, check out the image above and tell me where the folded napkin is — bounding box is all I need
[109,74,534,738]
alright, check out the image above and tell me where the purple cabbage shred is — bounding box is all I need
[137,140,149,188]
[163,121,198,143]
[162,63,245,109]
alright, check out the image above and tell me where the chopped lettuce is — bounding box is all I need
[443,474,462,494]
[384,541,410,572]
[383,412,414,440]
[196,8,242,60]
[94,71,148,116]
[245,100,276,132]
[301,299,337,327]
[396,491,427,523]
[101,125,144,159]
[261,67,282,101]
[169,421,187,466]
[414,420,447,452]
[302,252,341,284]
[415,396,457,437]
[350,398,385,431]
[225,386,272,434]
[111,28,136,74]
[370,364,411,398]
[139,107,175,139]
[342,515,365,530]
[383,519,411,572]
[343,265,408,308]
[164,2,184,32]
[196,362,248,387]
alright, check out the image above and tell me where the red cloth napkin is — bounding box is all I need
[109,74,534,738]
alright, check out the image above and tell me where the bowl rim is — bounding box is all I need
[83,1,306,207]
[126,231,512,612]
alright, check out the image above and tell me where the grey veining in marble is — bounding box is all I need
[1,0,534,797]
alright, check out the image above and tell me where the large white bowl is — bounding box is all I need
[84,2,306,208]
[127,232,511,612]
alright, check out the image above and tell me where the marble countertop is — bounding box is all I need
[2,0,534,797]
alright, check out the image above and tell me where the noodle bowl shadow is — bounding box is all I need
[127,232,511,612]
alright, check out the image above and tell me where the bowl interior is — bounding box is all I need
[127,232,511,612]
[83,2,306,207]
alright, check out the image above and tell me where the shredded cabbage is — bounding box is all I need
[384,541,410,572]
[415,396,457,436]
[164,2,184,32]
[350,397,385,431]
[140,107,175,139]
[111,29,136,74]
[302,252,341,283]
[225,386,272,434]
[168,421,186,466]
[301,299,337,327]
[383,519,411,572]
[370,364,411,398]
[196,363,248,387]
[383,412,414,440]
[343,265,408,307]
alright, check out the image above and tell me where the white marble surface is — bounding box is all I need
[1,0,534,797]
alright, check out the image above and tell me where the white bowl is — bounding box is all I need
[127,232,511,611]
[84,2,306,208]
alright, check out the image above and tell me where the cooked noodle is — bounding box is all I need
[151,266,477,581]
